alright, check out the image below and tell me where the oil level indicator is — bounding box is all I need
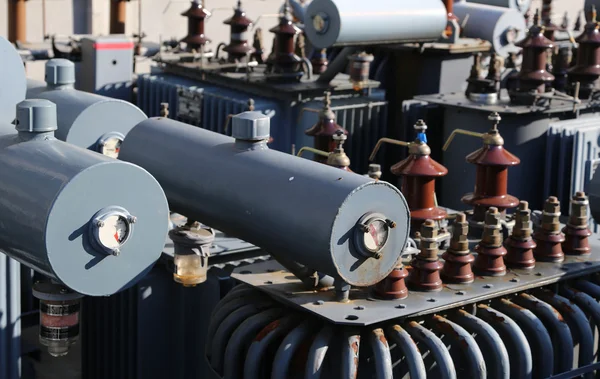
[90,207,136,256]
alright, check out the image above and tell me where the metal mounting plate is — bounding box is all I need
[415,90,600,115]
[232,236,600,326]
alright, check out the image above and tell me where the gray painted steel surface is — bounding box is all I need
[25,59,147,151]
[0,100,169,296]
[304,0,447,49]
[463,0,531,15]
[0,37,26,124]
[453,2,526,57]
[0,255,21,379]
[119,117,410,286]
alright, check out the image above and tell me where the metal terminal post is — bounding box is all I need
[474,207,507,277]
[442,213,474,283]
[159,102,169,118]
[407,220,443,292]
[366,164,382,180]
[505,201,537,269]
[533,196,565,262]
[562,191,592,256]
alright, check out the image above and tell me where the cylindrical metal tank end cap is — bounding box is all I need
[231,111,270,141]
[45,59,76,87]
[16,99,57,133]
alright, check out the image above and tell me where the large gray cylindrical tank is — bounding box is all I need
[25,59,147,157]
[464,0,531,15]
[0,100,169,296]
[454,2,526,57]
[304,0,447,49]
[0,36,26,124]
[119,113,411,287]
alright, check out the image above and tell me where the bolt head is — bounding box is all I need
[112,248,120,256]
[128,216,137,224]
[231,111,270,141]
[96,220,105,227]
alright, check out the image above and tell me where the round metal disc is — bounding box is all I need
[331,181,410,287]
[46,160,169,296]
[0,37,26,124]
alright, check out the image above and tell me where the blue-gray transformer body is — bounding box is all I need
[119,117,410,286]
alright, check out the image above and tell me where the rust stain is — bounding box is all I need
[351,341,360,355]
[254,319,281,342]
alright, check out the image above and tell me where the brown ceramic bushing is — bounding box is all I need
[504,237,537,269]
[442,251,474,283]
[474,245,507,276]
[407,258,443,292]
[562,225,592,256]
[374,265,409,300]
[533,231,565,262]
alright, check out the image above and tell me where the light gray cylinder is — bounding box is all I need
[119,117,411,287]
[0,37,26,124]
[454,2,526,57]
[464,0,531,15]
[0,103,169,296]
[304,0,447,49]
[25,59,146,155]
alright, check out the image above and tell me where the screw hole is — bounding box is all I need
[354,306,365,310]
[345,315,359,320]
[483,284,493,289]
[267,269,276,272]
[427,298,436,303]
[510,278,519,283]
[239,270,252,274]
[313,300,324,305]
[456,291,465,295]
[395,304,407,309]
[112,60,117,65]
[535,272,542,276]
[264,281,273,284]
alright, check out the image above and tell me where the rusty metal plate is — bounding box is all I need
[415,90,599,115]
[232,236,600,326]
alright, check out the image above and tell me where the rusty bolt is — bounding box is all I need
[568,191,589,228]
[449,212,469,253]
[541,196,561,233]
[419,219,439,260]
[481,207,502,247]
[512,201,533,239]
[386,219,397,229]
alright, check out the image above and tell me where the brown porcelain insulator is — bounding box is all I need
[326,131,352,171]
[442,213,475,284]
[110,0,127,35]
[311,49,329,74]
[373,264,409,300]
[562,191,592,256]
[223,1,254,62]
[180,1,211,50]
[305,92,348,163]
[541,0,558,40]
[348,52,374,90]
[474,207,507,276]
[462,113,520,221]
[515,10,555,93]
[392,120,448,232]
[568,7,600,98]
[408,220,443,292]
[505,201,536,269]
[533,196,565,262]
[267,3,303,78]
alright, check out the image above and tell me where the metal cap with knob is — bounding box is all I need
[16,99,58,134]
[232,111,270,142]
[45,59,76,88]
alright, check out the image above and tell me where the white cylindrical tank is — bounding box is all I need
[304,0,447,49]
[454,2,526,57]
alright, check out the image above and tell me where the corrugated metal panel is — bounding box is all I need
[545,117,600,232]
[0,254,21,379]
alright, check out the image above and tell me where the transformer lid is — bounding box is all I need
[223,5,254,27]
[181,1,211,19]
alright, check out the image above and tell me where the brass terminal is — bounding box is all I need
[369,138,411,162]
[296,146,330,159]
[442,129,484,151]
